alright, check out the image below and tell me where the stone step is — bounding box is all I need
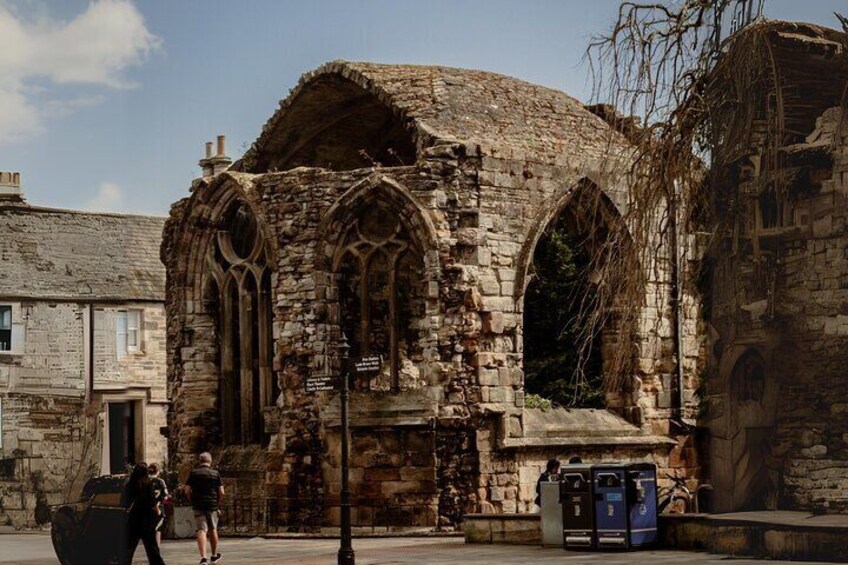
[465,511,848,562]
[660,511,848,562]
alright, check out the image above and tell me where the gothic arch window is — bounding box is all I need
[335,202,426,391]
[205,199,276,445]
[731,349,766,403]
[520,182,633,409]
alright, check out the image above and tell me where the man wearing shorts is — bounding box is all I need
[185,452,224,565]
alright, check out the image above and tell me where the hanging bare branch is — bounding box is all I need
[564,0,766,400]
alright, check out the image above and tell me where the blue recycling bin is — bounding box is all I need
[626,463,658,547]
[591,463,658,550]
[592,464,628,548]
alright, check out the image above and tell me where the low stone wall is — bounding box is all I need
[662,513,848,562]
[466,511,848,562]
[463,513,540,545]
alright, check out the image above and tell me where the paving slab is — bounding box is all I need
[0,533,844,564]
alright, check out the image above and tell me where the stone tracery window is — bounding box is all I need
[205,200,276,445]
[336,204,425,391]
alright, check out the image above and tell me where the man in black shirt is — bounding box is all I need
[185,452,225,565]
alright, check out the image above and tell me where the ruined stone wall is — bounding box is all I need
[164,162,469,528]
[773,111,848,511]
[165,140,704,529]
[466,149,704,513]
[0,301,167,528]
[708,107,848,512]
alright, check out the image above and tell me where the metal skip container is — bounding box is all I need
[540,480,564,547]
[560,465,595,549]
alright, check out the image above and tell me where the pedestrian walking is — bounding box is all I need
[185,452,225,565]
[148,462,170,546]
[121,462,167,565]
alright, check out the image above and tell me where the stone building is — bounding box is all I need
[163,62,703,529]
[705,21,848,513]
[0,175,167,528]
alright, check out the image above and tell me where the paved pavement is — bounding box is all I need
[0,533,842,564]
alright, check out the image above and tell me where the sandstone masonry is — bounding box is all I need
[163,62,703,530]
[0,188,167,529]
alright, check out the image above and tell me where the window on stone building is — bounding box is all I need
[116,309,142,357]
[205,199,276,445]
[0,306,12,352]
[523,213,604,408]
[336,204,425,391]
[732,349,766,403]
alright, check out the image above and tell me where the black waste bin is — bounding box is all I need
[560,464,595,549]
[625,463,658,547]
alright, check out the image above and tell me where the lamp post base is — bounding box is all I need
[338,547,355,565]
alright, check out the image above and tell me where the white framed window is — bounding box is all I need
[0,306,11,352]
[117,309,142,357]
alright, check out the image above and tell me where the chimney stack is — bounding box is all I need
[199,134,232,178]
[0,172,24,204]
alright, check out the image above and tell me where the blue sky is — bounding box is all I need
[1,0,845,216]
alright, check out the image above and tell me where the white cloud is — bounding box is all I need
[84,181,124,212]
[0,1,161,145]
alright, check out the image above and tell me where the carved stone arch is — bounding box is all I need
[241,66,420,173]
[172,173,278,446]
[318,175,438,392]
[318,174,440,270]
[182,174,278,308]
[516,177,635,408]
[515,177,630,302]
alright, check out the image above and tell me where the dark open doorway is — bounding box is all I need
[108,402,136,474]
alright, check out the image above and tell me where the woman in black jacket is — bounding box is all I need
[122,463,167,565]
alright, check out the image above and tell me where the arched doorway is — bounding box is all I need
[728,348,777,511]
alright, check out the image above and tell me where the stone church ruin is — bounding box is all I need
[162,61,702,530]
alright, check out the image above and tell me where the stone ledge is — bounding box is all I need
[498,435,676,450]
[466,511,848,561]
[325,417,434,429]
[661,512,848,562]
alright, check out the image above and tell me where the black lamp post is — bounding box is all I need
[337,333,355,565]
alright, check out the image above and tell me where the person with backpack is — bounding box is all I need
[148,462,170,546]
[121,462,167,565]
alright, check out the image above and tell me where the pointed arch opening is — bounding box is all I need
[520,182,633,409]
[249,74,417,172]
[322,179,437,392]
[203,198,276,445]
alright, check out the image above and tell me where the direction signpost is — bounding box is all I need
[328,336,382,565]
[306,336,382,565]
[336,335,354,565]
[304,374,339,393]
